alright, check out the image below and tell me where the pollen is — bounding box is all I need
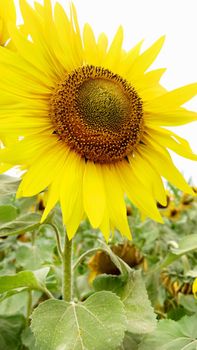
[50,65,144,163]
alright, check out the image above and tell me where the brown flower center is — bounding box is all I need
[50,65,143,163]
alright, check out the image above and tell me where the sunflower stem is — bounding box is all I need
[73,247,101,270]
[50,223,63,259]
[62,232,73,302]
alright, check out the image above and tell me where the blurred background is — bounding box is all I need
[13,0,197,182]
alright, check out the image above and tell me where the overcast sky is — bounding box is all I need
[13,0,197,182]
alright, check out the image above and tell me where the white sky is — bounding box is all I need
[13,0,197,182]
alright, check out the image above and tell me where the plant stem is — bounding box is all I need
[50,224,63,259]
[62,232,73,302]
[42,287,55,299]
[26,290,32,325]
[73,247,101,270]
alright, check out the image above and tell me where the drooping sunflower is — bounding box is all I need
[0,0,197,240]
[193,278,197,298]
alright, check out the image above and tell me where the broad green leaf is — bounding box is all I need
[159,234,197,268]
[170,234,197,255]
[0,174,20,197]
[0,291,41,316]
[0,205,18,223]
[139,314,197,350]
[21,327,39,350]
[119,332,141,350]
[93,274,126,295]
[16,245,42,270]
[16,240,55,270]
[0,268,49,294]
[179,294,197,313]
[0,212,41,237]
[0,314,25,350]
[31,291,126,350]
[121,271,157,334]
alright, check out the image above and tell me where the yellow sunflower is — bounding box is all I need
[0,0,197,240]
[193,278,197,299]
[0,0,17,173]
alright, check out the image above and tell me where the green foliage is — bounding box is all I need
[0,314,25,350]
[0,177,197,349]
[160,234,197,268]
[31,291,126,350]
[0,267,49,294]
[0,212,41,237]
[121,271,157,334]
[139,314,197,350]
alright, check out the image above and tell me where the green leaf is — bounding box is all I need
[0,291,41,316]
[0,205,18,223]
[139,314,197,350]
[170,234,197,255]
[0,174,20,198]
[0,268,49,294]
[16,245,43,270]
[0,212,41,237]
[0,314,25,350]
[160,234,197,268]
[119,332,141,350]
[121,271,157,334]
[93,274,126,295]
[21,327,39,350]
[31,291,126,350]
[179,294,197,313]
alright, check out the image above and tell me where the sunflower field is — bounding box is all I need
[0,177,197,349]
[0,0,197,349]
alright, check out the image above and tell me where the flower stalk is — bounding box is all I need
[62,232,73,302]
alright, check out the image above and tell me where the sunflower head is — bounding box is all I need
[50,65,143,163]
[88,242,145,282]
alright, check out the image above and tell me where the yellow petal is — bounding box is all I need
[0,0,16,45]
[104,26,124,71]
[66,185,84,240]
[146,83,197,112]
[17,143,67,197]
[0,135,53,165]
[145,107,197,126]
[146,126,197,160]
[134,68,166,91]
[192,278,197,298]
[0,162,12,174]
[99,208,111,241]
[129,152,167,206]
[129,36,165,77]
[97,32,108,64]
[141,139,194,195]
[83,161,106,228]
[116,161,163,223]
[101,165,131,239]
[60,151,85,225]
[83,23,99,65]
[101,164,131,239]
[121,39,144,76]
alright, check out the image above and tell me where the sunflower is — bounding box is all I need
[88,242,145,282]
[193,278,197,299]
[0,0,197,240]
[0,0,17,173]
